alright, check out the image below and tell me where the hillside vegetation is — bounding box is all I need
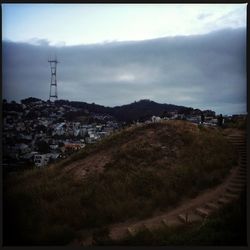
[3,121,238,245]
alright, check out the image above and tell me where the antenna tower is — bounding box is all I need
[48,57,59,101]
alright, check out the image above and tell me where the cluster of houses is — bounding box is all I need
[3,99,120,168]
[143,110,219,126]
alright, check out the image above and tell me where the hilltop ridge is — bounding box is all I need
[13,97,216,122]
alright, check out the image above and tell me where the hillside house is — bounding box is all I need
[151,116,161,123]
[34,154,50,167]
[15,143,31,155]
[63,143,85,152]
[54,123,66,136]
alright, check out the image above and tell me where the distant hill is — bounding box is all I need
[55,99,210,122]
[19,97,215,122]
[110,99,194,122]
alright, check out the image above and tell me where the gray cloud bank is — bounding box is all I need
[3,28,246,115]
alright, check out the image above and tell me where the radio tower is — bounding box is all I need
[48,57,59,101]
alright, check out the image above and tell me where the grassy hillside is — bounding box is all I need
[3,121,238,245]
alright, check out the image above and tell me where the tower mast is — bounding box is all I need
[48,58,59,101]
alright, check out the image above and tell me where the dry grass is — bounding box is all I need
[3,120,238,245]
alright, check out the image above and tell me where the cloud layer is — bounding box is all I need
[3,28,246,115]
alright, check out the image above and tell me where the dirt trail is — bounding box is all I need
[61,149,112,180]
[77,132,246,245]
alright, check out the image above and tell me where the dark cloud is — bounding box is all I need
[3,28,246,115]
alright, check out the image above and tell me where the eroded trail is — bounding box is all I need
[77,132,246,245]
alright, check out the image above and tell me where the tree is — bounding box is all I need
[36,140,50,153]
[201,113,205,124]
[217,114,223,127]
[21,97,42,105]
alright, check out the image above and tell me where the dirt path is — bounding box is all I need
[61,149,112,180]
[77,132,247,245]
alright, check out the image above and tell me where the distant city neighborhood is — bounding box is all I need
[3,98,120,170]
[2,98,246,171]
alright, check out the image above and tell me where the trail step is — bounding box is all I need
[217,197,231,205]
[235,171,246,176]
[231,176,245,181]
[240,158,247,161]
[240,160,247,164]
[238,163,246,167]
[226,186,242,194]
[234,175,246,180]
[235,172,246,178]
[144,220,163,233]
[227,140,245,142]
[127,223,146,236]
[224,192,239,200]
[161,218,182,227]
[228,138,246,141]
[177,213,203,224]
[228,142,246,144]
[229,142,246,145]
[205,202,220,210]
[229,182,244,188]
[195,207,210,218]
[177,214,188,224]
[238,166,246,170]
[239,163,246,167]
[239,152,246,155]
[161,218,169,227]
[238,170,246,174]
[234,176,246,180]
[238,169,246,174]
[231,179,246,185]
[237,169,246,173]
[238,166,246,169]
[230,180,245,186]
[240,157,247,160]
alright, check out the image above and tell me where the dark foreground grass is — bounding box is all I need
[3,121,239,245]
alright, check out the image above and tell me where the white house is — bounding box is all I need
[151,116,161,123]
[34,154,50,167]
[54,123,65,136]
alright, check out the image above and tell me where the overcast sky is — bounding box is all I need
[2,4,247,115]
